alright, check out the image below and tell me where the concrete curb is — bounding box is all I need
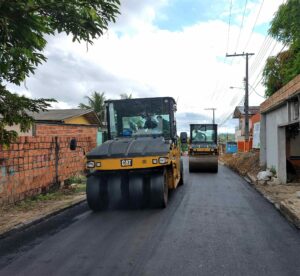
[245,172,300,229]
[0,198,86,240]
[221,163,300,230]
[280,201,300,229]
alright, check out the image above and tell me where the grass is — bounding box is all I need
[1,174,87,212]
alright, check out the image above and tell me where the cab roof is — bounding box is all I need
[105,96,176,104]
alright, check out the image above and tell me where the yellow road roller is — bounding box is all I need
[81,97,183,211]
[188,124,218,173]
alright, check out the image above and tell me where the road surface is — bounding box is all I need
[0,159,300,276]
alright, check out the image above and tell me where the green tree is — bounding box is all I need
[0,0,120,144]
[79,91,106,126]
[120,93,133,99]
[263,0,300,97]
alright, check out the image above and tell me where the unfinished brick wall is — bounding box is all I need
[35,123,97,137]
[0,133,97,206]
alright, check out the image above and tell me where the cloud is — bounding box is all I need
[7,0,284,133]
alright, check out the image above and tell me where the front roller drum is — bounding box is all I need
[189,155,218,173]
[86,175,109,211]
[150,170,168,208]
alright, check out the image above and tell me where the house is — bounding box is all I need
[232,106,260,152]
[28,109,99,136]
[260,74,300,184]
[4,108,102,144]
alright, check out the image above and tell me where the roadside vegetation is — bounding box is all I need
[0,174,86,213]
[263,0,300,97]
[0,0,121,145]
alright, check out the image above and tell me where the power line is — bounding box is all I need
[249,35,273,74]
[226,0,233,54]
[234,0,248,53]
[251,41,280,89]
[243,0,265,51]
[211,0,234,103]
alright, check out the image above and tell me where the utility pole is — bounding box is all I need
[226,52,254,141]
[205,108,216,124]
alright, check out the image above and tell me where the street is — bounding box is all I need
[0,159,300,276]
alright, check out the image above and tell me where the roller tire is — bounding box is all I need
[150,171,168,208]
[178,158,184,185]
[107,176,123,208]
[86,175,108,211]
[129,175,144,209]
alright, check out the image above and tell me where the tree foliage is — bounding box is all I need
[120,93,133,99]
[0,85,54,145]
[79,91,106,126]
[0,0,120,144]
[263,0,300,97]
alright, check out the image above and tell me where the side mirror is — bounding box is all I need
[70,138,77,150]
[180,132,188,144]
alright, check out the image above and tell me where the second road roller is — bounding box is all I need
[71,97,184,211]
[184,124,219,173]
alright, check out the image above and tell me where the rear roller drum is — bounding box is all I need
[129,175,145,209]
[86,175,108,211]
[150,171,168,208]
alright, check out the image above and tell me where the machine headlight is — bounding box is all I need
[159,157,168,164]
[152,159,158,164]
[96,162,101,167]
[87,161,95,168]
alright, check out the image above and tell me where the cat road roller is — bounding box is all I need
[187,124,218,173]
[77,97,184,211]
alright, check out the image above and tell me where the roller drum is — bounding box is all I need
[189,155,218,173]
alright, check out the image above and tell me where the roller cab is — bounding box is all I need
[84,97,183,211]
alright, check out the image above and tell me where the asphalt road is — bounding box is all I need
[1,159,300,276]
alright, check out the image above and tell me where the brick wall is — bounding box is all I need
[35,123,98,137]
[0,124,97,206]
[261,74,300,113]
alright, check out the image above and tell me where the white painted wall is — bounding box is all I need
[265,105,288,171]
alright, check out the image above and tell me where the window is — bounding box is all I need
[107,98,172,139]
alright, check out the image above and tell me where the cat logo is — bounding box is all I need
[121,159,132,167]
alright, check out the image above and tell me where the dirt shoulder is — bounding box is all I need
[0,183,86,237]
[220,152,300,229]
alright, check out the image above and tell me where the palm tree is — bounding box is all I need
[120,93,132,99]
[79,91,106,126]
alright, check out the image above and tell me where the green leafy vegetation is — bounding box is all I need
[263,0,300,97]
[79,91,106,126]
[0,0,120,145]
[120,93,133,99]
[218,133,235,143]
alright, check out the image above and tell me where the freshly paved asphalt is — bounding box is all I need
[0,158,300,276]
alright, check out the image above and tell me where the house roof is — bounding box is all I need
[232,106,260,118]
[27,109,100,125]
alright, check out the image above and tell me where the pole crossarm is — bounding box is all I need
[226,53,254,57]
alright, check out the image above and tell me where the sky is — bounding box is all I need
[9,0,285,133]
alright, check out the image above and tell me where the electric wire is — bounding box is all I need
[243,0,265,51]
[234,0,248,53]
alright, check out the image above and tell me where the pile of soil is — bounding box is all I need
[220,151,260,177]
